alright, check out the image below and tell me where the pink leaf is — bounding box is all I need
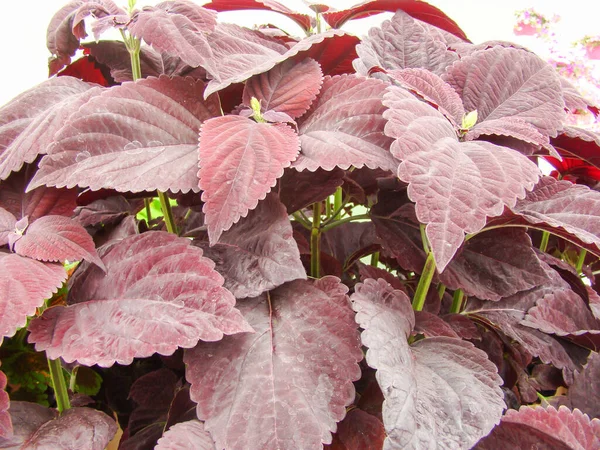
[27,232,252,367]
[185,277,363,450]
[0,209,16,247]
[0,402,56,448]
[155,420,215,450]
[294,74,396,172]
[196,193,306,299]
[0,371,11,439]
[13,216,104,270]
[351,278,504,449]
[0,254,66,341]
[29,76,220,194]
[198,115,299,243]
[243,58,323,120]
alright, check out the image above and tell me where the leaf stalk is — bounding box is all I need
[412,252,436,311]
[311,202,322,278]
[450,289,465,313]
[47,356,70,413]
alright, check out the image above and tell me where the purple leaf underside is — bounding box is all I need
[155,420,215,450]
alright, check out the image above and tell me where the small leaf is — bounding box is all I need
[327,408,385,450]
[461,110,478,130]
[155,420,215,450]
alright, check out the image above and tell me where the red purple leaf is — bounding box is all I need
[128,2,217,68]
[0,402,56,448]
[353,10,458,76]
[351,278,504,449]
[155,420,215,450]
[27,232,252,367]
[414,310,459,338]
[277,167,345,213]
[0,371,10,439]
[326,408,385,450]
[568,352,600,419]
[551,126,600,169]
[198,115,299,243]
[0,77,100,181]
[196,193,306,298]
[0,253,66,342]
[73,195,141,227]
[185,277,363,450]
[0,209,16,247]
[13,216,104,269]
[294,74,396,172]
[294,32,359,77]
[46,1,86,74]
[466,118,552,155]
[476,406,600,449]
[57,56,112,87]
[243,58,323,120]
[443,46,566,138]
[29,76,220,194]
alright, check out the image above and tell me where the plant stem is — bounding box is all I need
[437,283,446,299]
[450,289,464,313]
[539,230,550,252]
[292,211,312,230]
[576,249,587,275]
[47,357,70,413]
[412,252,436,311]
[144,198,152,222]
[311,202,322,278]
[320,214,369,233]
[158,191,178,235]
[370,251,380,267]
[333,187,343,220]
[419,224,430,254]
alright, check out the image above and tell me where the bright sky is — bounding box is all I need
[1,0,599,107]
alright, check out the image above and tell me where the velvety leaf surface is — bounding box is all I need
[243,58,323,119]
[277,167,344,213]
[30,76,221,194]
[128,2,217,68]
[568,352,600,419]
[13,215,104,269]
[0,77,98,181]
[155,420,215,450]
[27,232,252,367]
[196,193,305,299]
[476,406,600,450]
[443,46,566,138]
[351,278,504,449]
[185,277,363,450]
[294,74,396,172]
[0,401,56,449]
[0,371,10,439]
[0,253,66,341]
[198,115,299,243]
[353,10,458,76]
[326,408,385,450]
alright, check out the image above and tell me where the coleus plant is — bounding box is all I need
[1,0,600,448]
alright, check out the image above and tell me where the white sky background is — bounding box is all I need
[1,0,600,107]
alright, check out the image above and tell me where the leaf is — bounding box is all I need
[326,408,385,450]
[351,278,504,449]
[353,10,458,76]
[297,32,359,77]
[198,115,299,243]
[29,76,220,194]
[128,2,217,68]
[321,222,380,270]
[0,371,10,439]
[414,311,459,338]
[293,74,396,172]
[73,195,141,227]
[243,58,323,119]
[465,118,553,155]
[0,401,56,448]
[476,406,600,449]
[13,216,104,270]
[0,209,16,247]
[568,352,600,419]
[46,1,86,74]
[185,277,363,450]
[155,420,215,450]
[57,55,112,87]
[0,253,66,342]
[443,46,566,138]
[0,77,99,181]
[196,193,305,299]
[277,167,345,213]
[27,231,252,367]
[551,126,600,169]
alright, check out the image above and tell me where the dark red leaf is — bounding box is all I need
[0,371,10,439]
[0,253,66,342]
[326,408,385,450]
[545,157,600,183]
[322,0,469,41]
[57,56,112,87]
[551,126,600,169]
[277,167,345,213]
[351,278,504,448]
[198,115,299,243]
[196,193,306,298]
[321,222,379,270]
[155,420,215,450]
[358,263,408,294]
[476,406,600,450]
[294,32,359,77]
[46,1,86,74]
[185,277,363,449]
[294,75,396,172]
[466,118,552,154]
[414,310,459,338]
[0,402,56,448]
[568,352,600,419]
[28,232,252,367]
[243,58,323,119]
[73,196,142,227]
[30,76,220,194]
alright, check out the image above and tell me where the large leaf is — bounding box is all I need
[0,371,10,439]
[243,58,323,120]
[29,76,220,194]
[326,408,385,450]
[27,232,252,367]
[351,279,504,449]
[443,46,566,138]
[198,115,299,243]
[294,75,396,172]
[155,420,215,450]
[353,10,458,76]
[551,126,600,169]
[476,406,600,449]
[0,402,56,449]
[277,167,344,213]
[0,253,66,342]
[0,77,98,181]
[185,277,363,450]
[196,193,305,299]
[568,352,600,419]
[128,1,217,68]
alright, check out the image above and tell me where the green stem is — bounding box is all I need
[412,252,436,311]
[325,197,332,219]
[419,224,430,254]
[370,251,380,267]
[450,289,464,313]
[437,283,446,300]
[144,198,152,223]
[158,191,178,235]
[292,211,312,231]
[539,230,550,252]
[47,357,70,413]
[311,202,322,278]
[333,187,343,221]
[576,249,587,275]
[69,366,79,392]
[321,214,369,233]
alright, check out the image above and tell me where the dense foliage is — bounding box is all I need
[1,0,600,448]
